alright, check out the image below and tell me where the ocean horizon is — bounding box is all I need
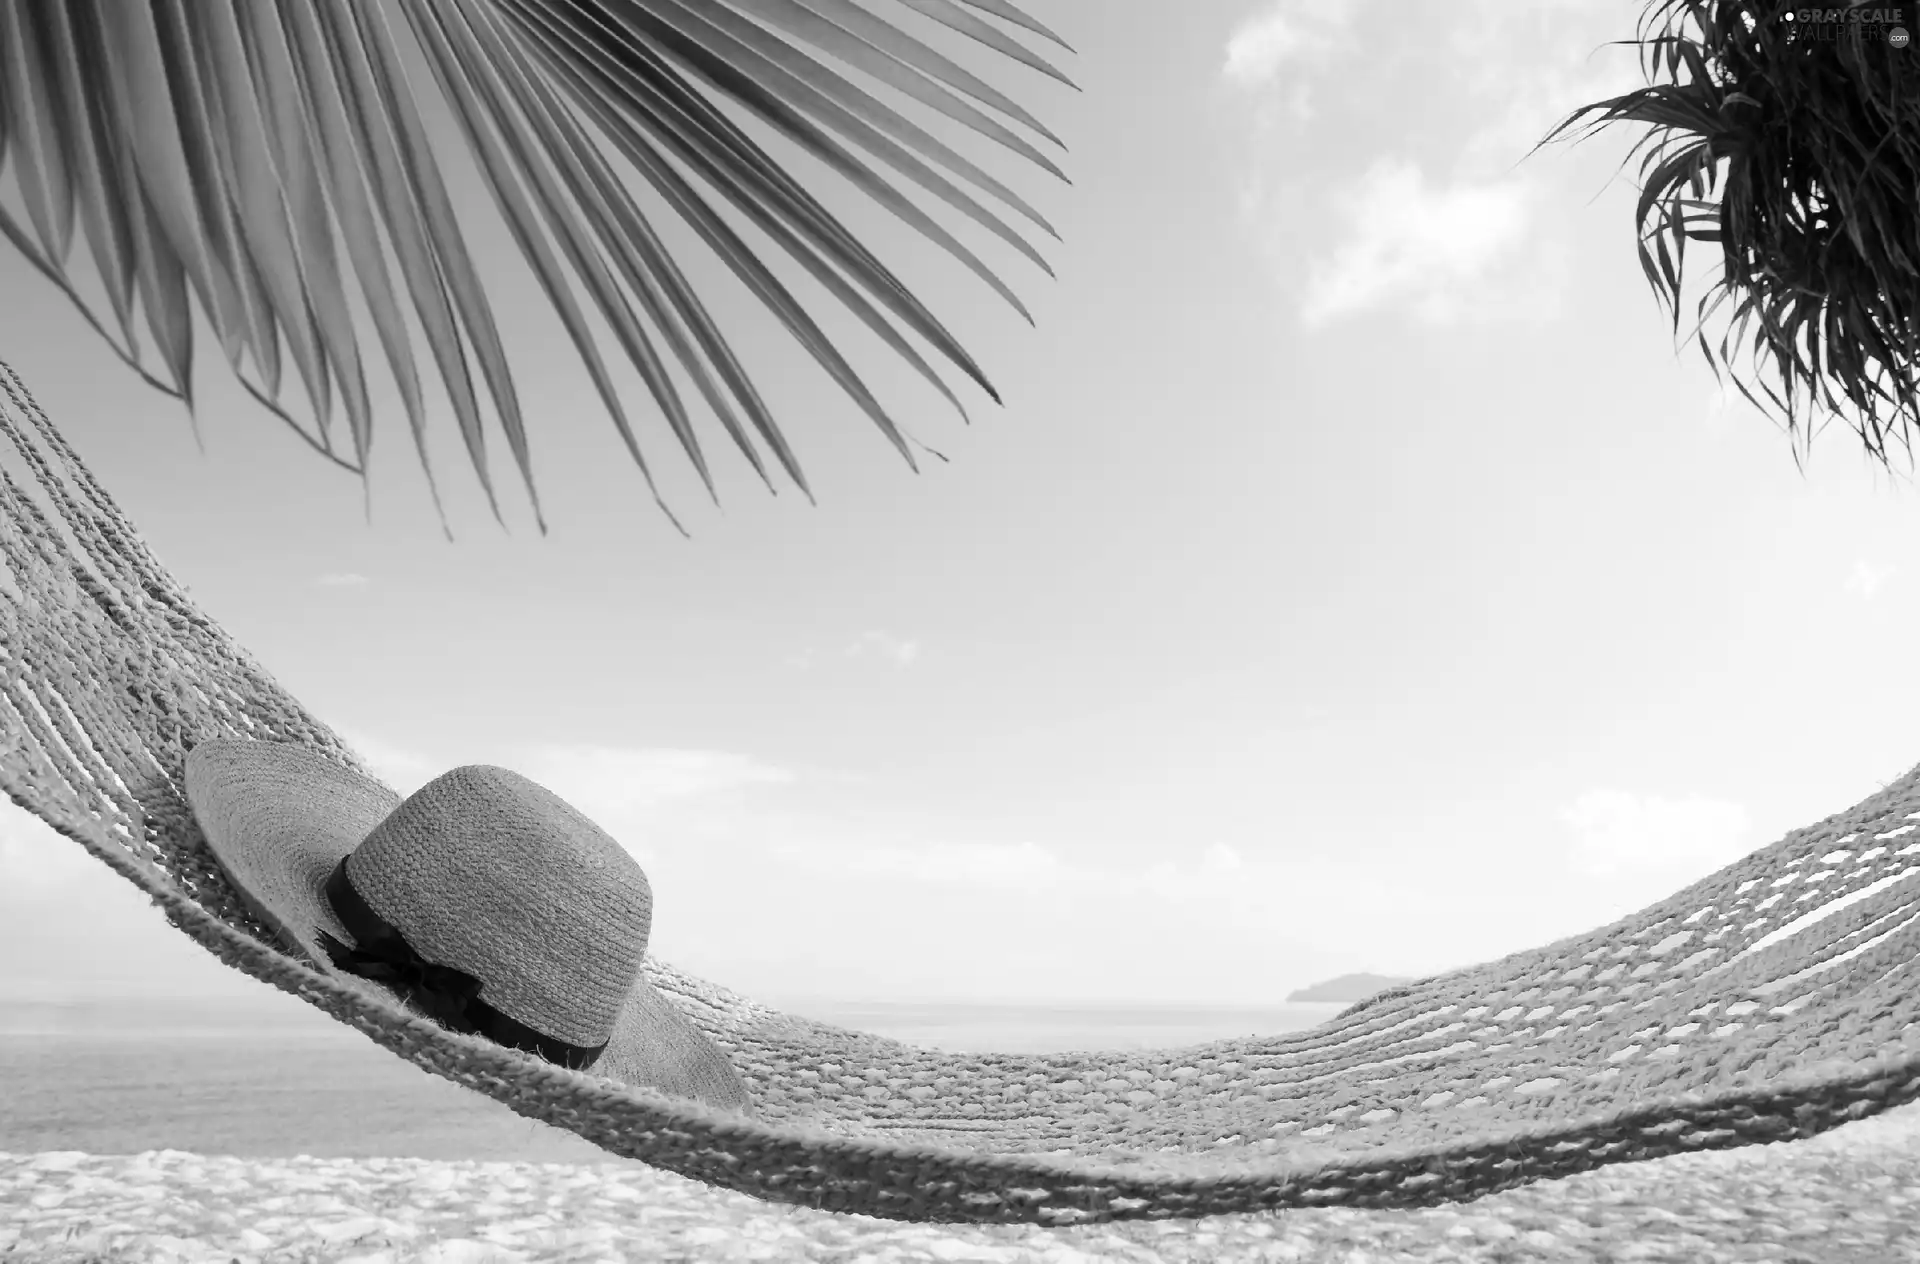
[1,993,1351,1166]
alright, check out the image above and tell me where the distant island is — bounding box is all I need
[1286,972,1417,1003]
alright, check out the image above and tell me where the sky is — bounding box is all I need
[5,0,1920,1014]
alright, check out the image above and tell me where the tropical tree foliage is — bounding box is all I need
[0,0,1072,532]
[1538,0,1920,473]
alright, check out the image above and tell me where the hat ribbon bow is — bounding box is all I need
[315,856,607,1071]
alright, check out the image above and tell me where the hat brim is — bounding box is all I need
[184,738,396,970]
[184,738,752,1115]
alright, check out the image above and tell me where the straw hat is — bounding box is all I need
[182,737,752,1113]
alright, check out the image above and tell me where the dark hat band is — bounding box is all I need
[318,856,608,1072]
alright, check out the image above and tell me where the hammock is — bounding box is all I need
[2,357,1917,1227]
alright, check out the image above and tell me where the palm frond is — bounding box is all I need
[0,0,1073,534]
[1532,0,1920,475]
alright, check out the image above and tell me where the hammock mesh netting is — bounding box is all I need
[2,357,1918,1226]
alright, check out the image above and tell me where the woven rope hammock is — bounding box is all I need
[3,358,1918,1227]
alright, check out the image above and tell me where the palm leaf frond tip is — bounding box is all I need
[0,0,1075,534]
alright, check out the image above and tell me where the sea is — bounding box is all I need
[0,994,1348,1166]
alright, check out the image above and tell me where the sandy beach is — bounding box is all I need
[5,1102,1919,1263]
[5,995,1919,1261]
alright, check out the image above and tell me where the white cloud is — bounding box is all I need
[1223,0,1639,331]
[848,630,920,667]
[313,573,369,587]
[0,795,103,896]
[326,730,795,808]
[1845,560,1894,599]
[840,838,1067,887]
[1202,841,1245,873]
[1135,842,1288,900]
[760,821,1273,905]
[1559,789,1759,879]
[1447,6,1652,176]
[316,730,798,869]
[331,726,442,795]
[1301,160,1538,328]
[1221,2,1352,87]
[517,746,796,816]
[1705,382,1745,436]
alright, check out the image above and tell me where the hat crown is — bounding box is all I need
[347,765,651,1048]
